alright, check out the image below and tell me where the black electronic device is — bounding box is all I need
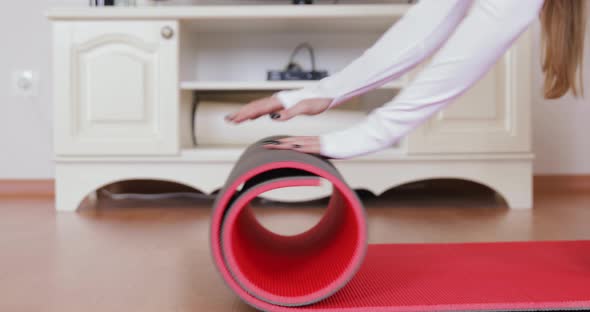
[267,43,328,81]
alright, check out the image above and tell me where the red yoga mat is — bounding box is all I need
[211,137,590,312]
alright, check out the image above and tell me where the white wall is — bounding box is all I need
[531,17,590,174]
[0,2,55,179]
[0,1,588,179]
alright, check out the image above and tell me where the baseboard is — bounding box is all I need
[0,180,55,198]
[534,175,590,193]
[0,176,588,198]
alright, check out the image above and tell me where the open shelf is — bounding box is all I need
[180,80,406,91]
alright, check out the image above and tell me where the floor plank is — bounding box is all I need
[0,185,589,312]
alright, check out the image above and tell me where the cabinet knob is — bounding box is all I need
[161,26,174,39]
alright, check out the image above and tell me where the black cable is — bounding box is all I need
[287,43,317,71]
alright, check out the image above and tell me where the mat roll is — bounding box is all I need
[194,101,365,146]
[211,137,590,312]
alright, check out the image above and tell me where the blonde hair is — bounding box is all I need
[540,0,587,99]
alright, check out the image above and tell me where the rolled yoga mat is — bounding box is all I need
[194,101,365,146]
[211,137,590,312]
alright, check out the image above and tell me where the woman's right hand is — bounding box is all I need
[225,96,332,124]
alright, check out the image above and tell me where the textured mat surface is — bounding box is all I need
[211,138,590,312]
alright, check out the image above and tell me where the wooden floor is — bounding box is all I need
[1,183,589,312]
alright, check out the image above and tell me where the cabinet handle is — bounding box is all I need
[161,26,174,39]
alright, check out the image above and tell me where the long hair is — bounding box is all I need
[540,0,587,99]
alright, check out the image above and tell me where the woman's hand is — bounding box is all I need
[225,96,332,123]
[224,95,331,155]
[262,136,321,155]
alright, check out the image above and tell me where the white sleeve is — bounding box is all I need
[319,0,545,159]
[275,0,474,109]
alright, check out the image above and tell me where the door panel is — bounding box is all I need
[407,30,532,154]
[54,21,179,156]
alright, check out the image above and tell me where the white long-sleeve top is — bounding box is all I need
[275,0,545,159]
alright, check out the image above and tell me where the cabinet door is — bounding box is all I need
[53,21,179,156]
[406,30,532,154]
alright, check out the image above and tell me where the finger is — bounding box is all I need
[226,110,243,123]
[276,136,315,147]
[232,111,257,123]
[263,137,302,150]
[229,101,264,123]
[264,144,319,154]
[224,111,240,122]
[277,137,298,145]
[230,100,277,123]
[263,143,295,150]
[264,137,297,148]
[227,106,257,122]
[232,110,257,123]
[273,103,310,122]
[296,137,321,154]
[263,137,320,154]
[283,137,316,152]
[245,106,283,122]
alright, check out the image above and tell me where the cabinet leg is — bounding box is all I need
[87,190,98,202]
[500,178,533,209]
[54,167,92,212]
[490,162,533,210]
[55,182,84,212]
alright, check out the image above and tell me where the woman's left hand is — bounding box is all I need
[262,136,321,155]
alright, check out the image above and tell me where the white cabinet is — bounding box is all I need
[53,21,179,156]
[408,30,532,154]
[48,5,534,212]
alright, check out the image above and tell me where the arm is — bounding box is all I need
[319,0,545,159]
[275,0,474,110]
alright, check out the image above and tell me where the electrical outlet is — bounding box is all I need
[12,70,39,97]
